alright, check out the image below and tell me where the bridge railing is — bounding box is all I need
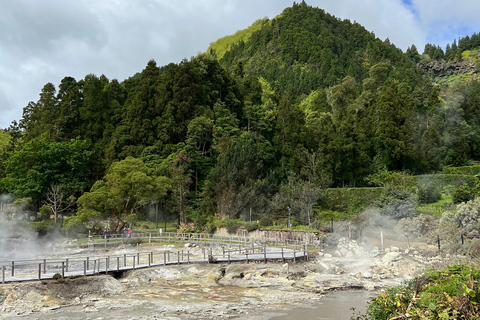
[88,231,311,249]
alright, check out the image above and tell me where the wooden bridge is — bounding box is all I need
[1,232,309,284]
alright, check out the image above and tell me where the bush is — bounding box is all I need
[245,221,259,232]
[417,184,441,204]
[204,223,217,234]
[398,214,438,239]
[62,216,88,237]
[318,187,383,214]
[452,185,476,204]
[454,199,480,238]
[442,165,480,175]
[357,265,480,319]
[225,220,241,234]
[258,216,270,228]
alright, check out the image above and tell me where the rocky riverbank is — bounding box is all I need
[0,238,455,319]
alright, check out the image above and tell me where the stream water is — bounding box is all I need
[271,290,377,320]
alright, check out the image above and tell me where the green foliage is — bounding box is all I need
[1,135,93,200]
[31,219,58,235]
[417,184,442,204]
[318,188,383,214]
[443,165,480,175]
[225,219,241,234]
[5,3,480,234]
[38,205,52,219]
[245,221,259,232]
[356,265,480,319]
[72,157,170,233]
[452,185,476,204]
[208,18,269,60]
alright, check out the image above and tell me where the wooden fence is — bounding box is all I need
[1,234,309,284]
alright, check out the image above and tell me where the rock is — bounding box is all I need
[382,252,401,267]
[391,247,399,253]
[323,253,333,258]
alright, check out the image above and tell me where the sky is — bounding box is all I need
[1,0,480,129]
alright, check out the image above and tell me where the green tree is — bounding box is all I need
[73,157,170,232]
[1,135,93,202]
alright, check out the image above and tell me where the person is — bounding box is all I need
[128,228,132,238]
[104,227,111,242]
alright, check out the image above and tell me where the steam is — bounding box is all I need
[0,194,67,261]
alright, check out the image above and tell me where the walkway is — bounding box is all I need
[1,237,309,284]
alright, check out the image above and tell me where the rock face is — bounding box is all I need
[418,59,478,77]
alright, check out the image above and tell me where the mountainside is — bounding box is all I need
[2,2,480,231]
[211,2,420,98]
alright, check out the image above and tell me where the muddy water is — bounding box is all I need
[271,290,377,320]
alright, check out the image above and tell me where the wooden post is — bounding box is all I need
[2,266,4,283]
[177,251,180,265]
[222,247,225,257]
[124,254,126,267]
[293,248,296,263]
[94,260,97,275]
[164,252,166,265]
[246,252,249,264]
[43,259,46,274]
[38,264,41,280]
[282,248,285,263]
[84,260,86,276]
[228,253,230,264]
[133,256,136,270]
[11,261,14,277]
[105,258,108,274]
[381,231,384,251]
[62,262,65,278]
[137,253,140,265]
[66,259,69,272]
[187,251,190,264]
[148,253,151,267]
[181,250,184,262]
[264,248,267,263]
[203,248,205,259]
[117,257,120,272]
[151,252,154,264]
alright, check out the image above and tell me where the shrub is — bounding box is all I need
[442,165,480,175]
[357,265,480,319]
[52,273,63,281]
[245,221,259,232]
[452,185,476,204]
[258,216,270,228]
[204,223,217,234]
[318,187,383,214]
[208,255,217,263]
[417,184,441,204]
[454,199,480,238]
[398,214,438,239]
[226,220,241,234]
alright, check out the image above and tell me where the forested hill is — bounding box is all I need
[2,2,480,230]
[213,2,421,98]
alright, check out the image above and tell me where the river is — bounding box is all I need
[270,290,376,320]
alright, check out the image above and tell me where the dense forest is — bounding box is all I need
[1,2,480,235]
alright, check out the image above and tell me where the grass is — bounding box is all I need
[416,194,455,217]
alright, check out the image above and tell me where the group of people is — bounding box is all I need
[103,226,132,242]
[122,226,133,239]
